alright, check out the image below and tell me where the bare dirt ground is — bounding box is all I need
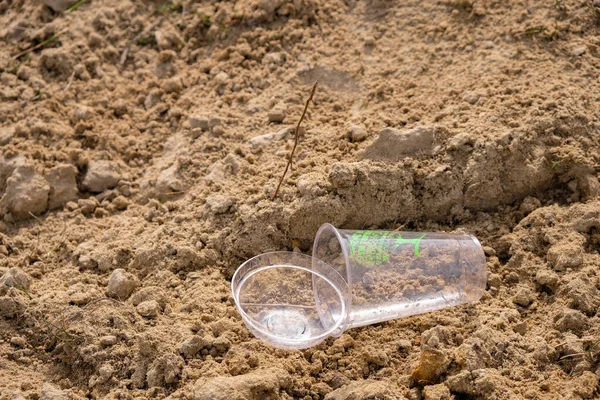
[1,0,600,398]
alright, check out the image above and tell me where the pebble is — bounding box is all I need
[40,383,68,400]
[107,269,138,300]
[44,164,78,210]
[137,299,160,318]
[208,117,222,128]
[512,287,534,307]
[397,339,412,353]
[487,273,502,289]
[111,195,129,210]
[571,46,586,57]
[249,127,292,147]
[162,77,183,93]
[82,160,121,193]
[189,115,209,131]
[99,335,117,346]
[0,267,32,295]
[10,336,27,347]
[268,109,286,123]
[346,124,368,142]
[78,197,98,215]
[0,165,50,220]
[361,126,444,161]
[462,91,480,105]
[205,194,234,214]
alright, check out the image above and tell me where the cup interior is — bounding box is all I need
[231,252,348,350]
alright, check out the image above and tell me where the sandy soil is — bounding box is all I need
[1,0,600,398]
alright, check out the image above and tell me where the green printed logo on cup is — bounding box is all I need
[348,231,425,266]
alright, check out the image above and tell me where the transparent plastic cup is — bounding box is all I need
[231,224,487,350]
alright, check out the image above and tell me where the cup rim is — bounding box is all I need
[231,251,349,347]
[313,223,353,331]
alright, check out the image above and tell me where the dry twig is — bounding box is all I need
[272,81,318,200]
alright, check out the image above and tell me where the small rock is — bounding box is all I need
[512,287,534,307]
[208,117,221,128]
[412,349,449,384]
[487,273,502,289]
[572,46,586,57]
[559,276,600,315]
[39,48,73,78]
[397,339,412,353]
[361,126,447,161]
[535,270,559,292]
[191,368,291,400]
[107,269,138,300]
[248,127,292,147]
[97,364,114,383]
[65,201,78,211]
[74,105,93,121]
[213,71,230,86]
[45,164,78,210]
[130,286,167,308]
[554,309,590,334]
[205,194,234,214]
[155,29,183,51]
[99,335,117,346]
[422,383,452,400]
[111,195,129,210]
[42,0,77,12]
[0,165,50,220]
[0,267,32,296]
[156,163,185,193]
[346,124,368,142]
[547,241,584,271]
[324,380,404,400]
[446,369,498,397]
[462,91,480,105]
[40,383,67,400]
[82,160,121,193]
[78,198,98,215]
[268,109,286,123]
[10,336,27,347]
[189,115,209,130]
[212,126,225,136]
[180,335,209,359]
[144,90,161,110]
[0,296,26,318]
[365,349,389,367]
[162,77,183,93]
[137,300,160,318]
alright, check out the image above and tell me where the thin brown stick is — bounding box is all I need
[272,81,318,200]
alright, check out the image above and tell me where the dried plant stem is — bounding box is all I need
[272,81,318,200]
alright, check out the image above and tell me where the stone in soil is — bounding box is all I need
[82,160,121,193]
[0,165,49,220]
[191,368,291,400]
[106,269,138,300]
[361,125,447,161]
[45,164,78,210]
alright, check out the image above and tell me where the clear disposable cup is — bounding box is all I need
[231,224,487,350]
[231,251,350,350]
[313,224,487,331]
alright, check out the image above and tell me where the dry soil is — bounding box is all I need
[1,0,600,399]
